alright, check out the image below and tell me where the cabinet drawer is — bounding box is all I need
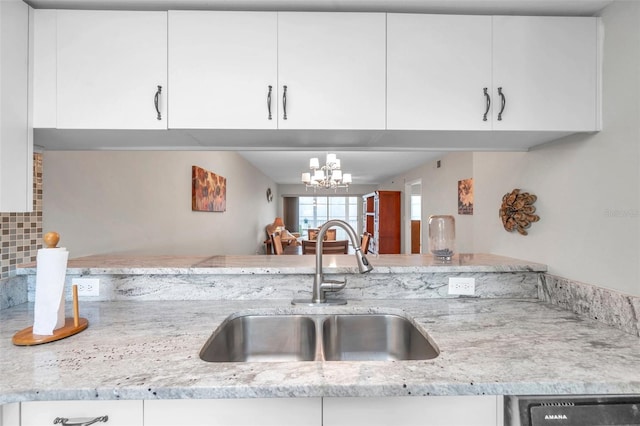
[144,398,321,426]
[324,396,499,426]
[21,400,143,426]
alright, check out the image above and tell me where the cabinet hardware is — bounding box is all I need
[483,87,490,121]
[267,85,273,120]
[282,85,288,120]
[54,415,109,426]
[497,87,506,121]
[154,85,162,120]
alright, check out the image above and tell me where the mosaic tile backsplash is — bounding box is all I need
[0,153,42,279]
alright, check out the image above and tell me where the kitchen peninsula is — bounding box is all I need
[1,253,639,409]
[16,253,544,302]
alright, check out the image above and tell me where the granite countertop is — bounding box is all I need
[16,253,548,275]
[1,297,639,404]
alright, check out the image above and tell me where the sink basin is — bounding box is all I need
[199,315,317,362]
[322,314,439,361]
[200,313,439,362]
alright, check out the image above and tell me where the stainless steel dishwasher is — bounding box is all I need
[505,395,640,425]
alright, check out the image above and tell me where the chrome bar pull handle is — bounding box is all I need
[54,415,109,426]
[267,85,273,120]
[483,87,490,121]
[497,87,506,121]
[282,85,288,120]
[154,85,162,121]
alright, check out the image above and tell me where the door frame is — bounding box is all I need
[404,178,422,254]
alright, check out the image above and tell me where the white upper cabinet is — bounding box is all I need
[492,16,598,131]
[168,11,278,129]
[387,14,493,130]
[0,0,32,213]
[387,14,598,132]
[277,12,386,130]
[30,10,599,138]
[56,10,167,129]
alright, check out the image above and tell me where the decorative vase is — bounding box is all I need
[428,215,455,261]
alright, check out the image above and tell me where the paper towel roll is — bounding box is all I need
[33,247,69,335]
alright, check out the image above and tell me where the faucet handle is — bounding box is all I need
[320,278,347,293]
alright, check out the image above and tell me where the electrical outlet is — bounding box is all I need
[448,277,475,295]
[73,278,100,296]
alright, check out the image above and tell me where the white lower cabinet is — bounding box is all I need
[323,396,500,426]
[14,396,499,426]
[1,403,20,426]
[20,400,142,426]
[144,398,322,426]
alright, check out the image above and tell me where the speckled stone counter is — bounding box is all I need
[1,298,639,404]
[16,253,546,302]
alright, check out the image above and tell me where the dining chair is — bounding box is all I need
[360,232,372,254]
[270,232,284,255]
[302,239,348,255]
[307,228,336,241]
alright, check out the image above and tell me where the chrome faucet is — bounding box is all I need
[293,219,373,306]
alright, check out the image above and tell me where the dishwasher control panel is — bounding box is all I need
[505,395,640,426]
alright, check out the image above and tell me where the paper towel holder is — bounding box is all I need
[12,232,89,346]
[13,285,88,346]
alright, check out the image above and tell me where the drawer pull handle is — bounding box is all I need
[482,87,490,121]
[54,415,108,426]
[282,85,288,120]
[154,85,162,121]
[267,85,273,120]
[497,87,506,121]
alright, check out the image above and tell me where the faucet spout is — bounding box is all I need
[293,219,373,306]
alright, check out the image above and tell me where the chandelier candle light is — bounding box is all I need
[301,153,352,192]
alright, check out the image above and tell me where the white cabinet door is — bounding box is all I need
[21,400,143,426]
[0,0,32,213]
[492,16,598,131]
[1,403,20,426]
[144,398,322,426]
[56,10,167,129]
[168,11,278,129]
[387,14,493,130]
[277,12,386,130]
[324,396,499,426]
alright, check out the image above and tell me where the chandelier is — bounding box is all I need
[301,153,352,192]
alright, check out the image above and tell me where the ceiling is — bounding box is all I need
[239,150,444,185]
[29,0,612,186]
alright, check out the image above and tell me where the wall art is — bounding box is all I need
[192,165,226,212]
[458,178,474,215]
[499,188,540,235]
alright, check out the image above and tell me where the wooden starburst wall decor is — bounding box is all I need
[499,189,540,235]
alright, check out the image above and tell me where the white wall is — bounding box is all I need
[378,151,475,254]
[43,150,278,256]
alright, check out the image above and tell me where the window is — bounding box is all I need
[411,195,421,220]
[299,196,359,240]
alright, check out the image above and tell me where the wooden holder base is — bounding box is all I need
[12,317,88,346]
[12,283,88,346]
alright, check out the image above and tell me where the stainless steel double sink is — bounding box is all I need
[200,314,439,362]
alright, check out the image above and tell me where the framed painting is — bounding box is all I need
[458,178,474,215]
[192,166,226,212]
